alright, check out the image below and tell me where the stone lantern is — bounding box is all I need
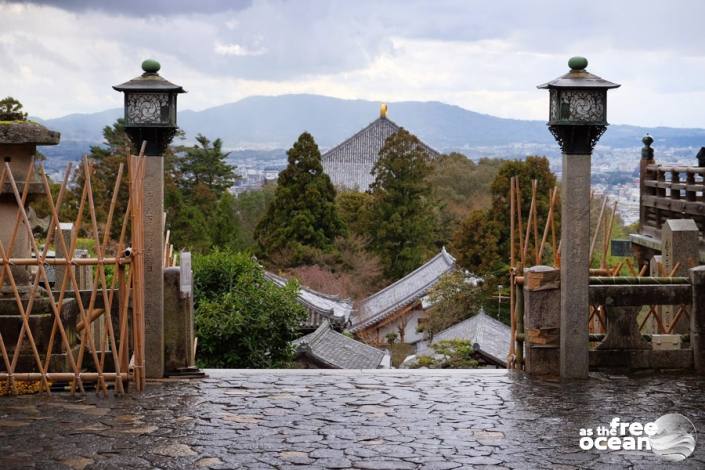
[0,116,60,287]
[114,60,185,379]
[113,59,185,156]
[0,107,79,372]
[537,57,620,379]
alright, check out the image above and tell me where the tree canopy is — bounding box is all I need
[369,129,437,280]
[255,132,344,265]
[193,250,306,368]
[0,97,27,121]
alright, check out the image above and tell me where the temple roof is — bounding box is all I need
[321,115,439,191]
[350,248,456,333]
[265,272,353,328]
[293,320,388,369]
[415,311,511,367]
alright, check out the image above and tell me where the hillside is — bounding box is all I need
[35,94,705,168]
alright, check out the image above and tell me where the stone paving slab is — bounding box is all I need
[0,369,704,469]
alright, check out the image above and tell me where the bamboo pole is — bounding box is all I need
[589,195,608,263]
[0,372,128,381]
[522,182,536,266]
[0,257,131,266]
[515,178,525,268]
[510,177,515,268]
[531,180,539,265]
[603,200,618,269]
[509,178,516,366]
[538,186,558,264]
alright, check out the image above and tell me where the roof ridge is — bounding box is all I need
[327,329,386,357]
[265,271,352,310]
[432,311,483,339]
[360,249,455,305]
[322,117,400,158]
[306,320,331,347]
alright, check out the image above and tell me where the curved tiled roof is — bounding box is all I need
[293,320,387,369]
[265,272,353,329]
[415,311,511,367]
[349,248,456,333]
[321,117,439,191]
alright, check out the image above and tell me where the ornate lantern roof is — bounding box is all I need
[112,59,186,129]
[538,57,620,154]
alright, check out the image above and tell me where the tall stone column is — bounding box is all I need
[560,153,591,379]
[114,59,185,379]
[143,156,164,379]
[538,56,619,379]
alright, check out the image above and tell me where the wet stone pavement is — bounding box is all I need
[0,369,704,469]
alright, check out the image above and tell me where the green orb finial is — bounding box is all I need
[642,134,654,146]
[568,56,588,71]
[142,59,160,74]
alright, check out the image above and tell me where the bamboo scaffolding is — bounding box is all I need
[0,146,145,396]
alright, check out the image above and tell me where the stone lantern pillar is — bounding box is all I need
[538,57,620,379]
[0,119,60,289]
[113,59,185,379]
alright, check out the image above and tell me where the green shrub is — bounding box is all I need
[410,340,479,369]
[193,250,306,368]
[385,332,398,345]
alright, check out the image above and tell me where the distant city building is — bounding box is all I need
[321,104,439,191]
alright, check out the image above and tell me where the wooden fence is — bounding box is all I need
[0,151,146,396]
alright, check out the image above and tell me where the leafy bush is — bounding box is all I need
[193,250,306,368]
[411,340,479,369]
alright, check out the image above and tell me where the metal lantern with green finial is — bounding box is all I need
[538,56,620,154]
[113,59,186,155]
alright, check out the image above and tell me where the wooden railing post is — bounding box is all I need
[690,266,705,374]
[524,266,560,376]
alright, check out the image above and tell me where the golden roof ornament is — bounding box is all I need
[380,103,388,119]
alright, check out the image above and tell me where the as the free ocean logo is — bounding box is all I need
[579,414,696,462]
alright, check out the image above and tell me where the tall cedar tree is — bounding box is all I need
[169,134,239,252]
[255,132,343,264]
[369,129,437,280]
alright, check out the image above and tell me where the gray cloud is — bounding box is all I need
[1,0,704,127]
[8,0,252,16]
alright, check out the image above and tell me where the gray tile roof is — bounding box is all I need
[321,117,439,191]
[416,311,511,367]
[293,320,387,369]
[265,272,353,329]
[349,248,456,333]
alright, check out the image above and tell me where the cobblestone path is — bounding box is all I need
[0,369,704,469]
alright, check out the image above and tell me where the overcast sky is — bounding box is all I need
[1,0,704,127]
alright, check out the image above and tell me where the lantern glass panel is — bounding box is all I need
[126,92,172,126]
[550,88,606,125]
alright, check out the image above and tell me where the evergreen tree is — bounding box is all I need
[0,97,27,121]
[369,129,437,280]
[176,134,237,206]
[451,209,501,274]
[450,156,557,275]
[255,132,343,264]
[168,134,240,252]
[488,156,557,256]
